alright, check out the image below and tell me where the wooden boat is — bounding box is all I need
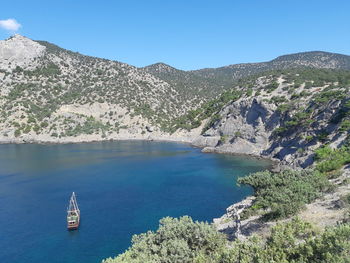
[67,192,80,230]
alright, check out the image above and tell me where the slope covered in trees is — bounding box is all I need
[103,216,350,263]
[1,35,350,142]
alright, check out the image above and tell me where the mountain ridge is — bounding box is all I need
[1,34,350,151]
[6,34,350,72]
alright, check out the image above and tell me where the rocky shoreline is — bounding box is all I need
[6,130,345,245]
[0,133,280,166]
[0,132,280,240]
[0,131,196,145]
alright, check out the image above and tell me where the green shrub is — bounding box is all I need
[238,169,332,220]
[23,126,31,134]
[64,117,110,137]
[246,88,253,97]
[340,119,350,133]
[234,131,242,137]
[304,135,314,142]
[33,125,40,133]
[220,135,228,143]
[264,81,279,93]
[40,121,49,128]
[103,216,226,263]
[104,217,350,263]
[276,103,292,113]
[314,146,350,173]
[317,131,329,142]
[313,89,346,104]
[273,126,288,135]
[271,96,287,104]
[14,129,21,137]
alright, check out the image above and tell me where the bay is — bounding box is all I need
[0,141,270,263]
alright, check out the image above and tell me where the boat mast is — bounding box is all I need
[68,192,79,212]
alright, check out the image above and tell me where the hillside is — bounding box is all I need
[143,51,350,101]
[142,62,229,99]
[1,35,350,145]
[0,35,204,142]
[190,51,350,89]
[193,68,350,167]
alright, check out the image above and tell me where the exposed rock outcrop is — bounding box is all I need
[193,82,349,169]
[213,196,255,240]
[0,34,45,71]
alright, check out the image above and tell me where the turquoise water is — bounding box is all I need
[0,141,270,263]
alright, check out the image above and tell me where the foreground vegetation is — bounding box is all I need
[238,169,332,220]
[237,141,350,221]
[103,162,350,263]
[103,216,350,263]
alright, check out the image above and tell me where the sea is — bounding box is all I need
[0,141,271,263]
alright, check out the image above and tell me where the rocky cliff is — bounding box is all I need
[193,69,350,169]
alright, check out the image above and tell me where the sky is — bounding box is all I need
[0,0,349,70]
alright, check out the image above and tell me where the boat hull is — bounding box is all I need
[67,219,80,230]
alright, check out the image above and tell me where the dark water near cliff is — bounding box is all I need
[0,141,270,263]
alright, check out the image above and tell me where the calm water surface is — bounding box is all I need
[0,141,271,263]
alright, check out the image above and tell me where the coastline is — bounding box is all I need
[0,132,280,171]
[0,133,194,145]
[0,132,279,239]
[0,133,279,167]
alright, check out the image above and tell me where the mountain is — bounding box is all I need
[192,67,350,169]
[189,51,350,89]
[142,51,350,104]
[1,34,350,145]
[0,35,204,142]
[142,62,229,99]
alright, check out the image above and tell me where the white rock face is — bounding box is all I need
[0,34,46,71]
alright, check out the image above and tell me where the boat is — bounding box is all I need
[67,192,80,230]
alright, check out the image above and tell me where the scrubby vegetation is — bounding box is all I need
[314,145,350,174]
[170,89,242,132]
[2,38,350,138]
[64,116,110,137]
[175,67,350,135]
[103,163,350,262]
[102,216,226,263]
[103,216,350,263]
[238,169,332,220]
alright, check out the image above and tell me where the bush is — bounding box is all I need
[23,126,31,134]
[276,103,292,113]
[103,217,350,263]
[264,81,279,93]
[14,129,21,137]
[220,135,228,144]
[340,120,350,133]
[102,216,226,263]
[314,146,350,173]
[238,169,332,220]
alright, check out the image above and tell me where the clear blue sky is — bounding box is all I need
[1,0,349,70]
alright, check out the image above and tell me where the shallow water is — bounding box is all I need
[0,141,270,263]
